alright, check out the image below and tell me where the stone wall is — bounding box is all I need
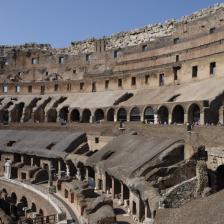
[160,177,197,208]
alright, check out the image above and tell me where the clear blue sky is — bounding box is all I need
[0,0,221,48]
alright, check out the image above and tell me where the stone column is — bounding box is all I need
[48,161,53,187]
[8,112,12,123]
[85,167,89,182]
[114,113,117,122]
[4,160,12,179]
[66,163,70,178]
[76,167,81,180]
[21,155,24,164]
[144,201,150,220]
[184,113,188,124]
[168,114,172,124]
[119,182,124,205]
[67,111,72,123]
[112,177,115,199]
[58,160,62,179]
[200,111,205,125]
[219,107,224,125]
[102,173,107,193]
[31,157,34,167]
[90,115,94,123]
[154,114,158,124]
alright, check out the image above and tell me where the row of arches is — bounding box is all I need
[49,104,201,124]
[0,103,202,125]
[116,104,200,124]
[0,190,44,220]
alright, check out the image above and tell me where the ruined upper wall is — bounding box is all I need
[66,3,224,55]
[1,3,223,57]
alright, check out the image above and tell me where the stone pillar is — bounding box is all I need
[195,161,208,197]
[120,182,124,205]
[144,201,150,220]
[114,113,117,122]
[200,111,205,125]
[21,155,24,164]
[67,111,72,123]
[8,112,12,123]
[58,160,61,179]
[126,114,130,122]
[85,167,89,182]
[48,161,53,187]
[4,160,12,179]
[112,177,115,199]
[219,107,224,125]
[90,115,94,123]
[95,178,100,191]
[184,113,188,124]
[168,114,172,124]
[102,173,107,193]
[31,157,34,167]
[154,114,158,124]
[76,167,81,180]
[66,163,70,177]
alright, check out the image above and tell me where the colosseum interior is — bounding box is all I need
[1,3,224,224]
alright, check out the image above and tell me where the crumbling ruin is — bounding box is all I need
[1,3,224,224]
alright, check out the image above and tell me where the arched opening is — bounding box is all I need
[11,102,25,122]
[117,108,127,122]
[216,165,224,191]
[70,109,80,122]
[47,108,57,122]
[94,109,104,122]
[188,104,200,124]
[20,196,28,209]
[172,105,184,124]
[130,107,141,121]
[2,110,9,123]
[71,192,74,203]
[31,203,37,212]
[82,109,91,123]
[107,108,114,122]
[59,106,69,122]
[34,108,45,123]
[65,189,69,198]
[144,107,154,123]
[66,160,77,177]
[39,209,44,216]
[158,106,169,124]
[11,192,17,204]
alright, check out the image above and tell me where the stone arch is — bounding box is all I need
[106,108,115,121]
[188,103,201,124]
[172,105,185,124]
[144,106,154,123]
[59,106,69,122]
[158,106,169,124]
[216,165,224,191]
[130,107,141,121]
[94,109,104,122]
[66,160,77,177]
[82,109,91,123]
[11,102,25,122]
[39,209,44,216]
[47,108,57,122]
[117,108,127,122]
[34,108,45,123]
[31,203,37,212]
[23,98,41,122]
[11,192,17,204]
[70,109,80,122]
[20,196,28,208]
[2,110,9,123]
